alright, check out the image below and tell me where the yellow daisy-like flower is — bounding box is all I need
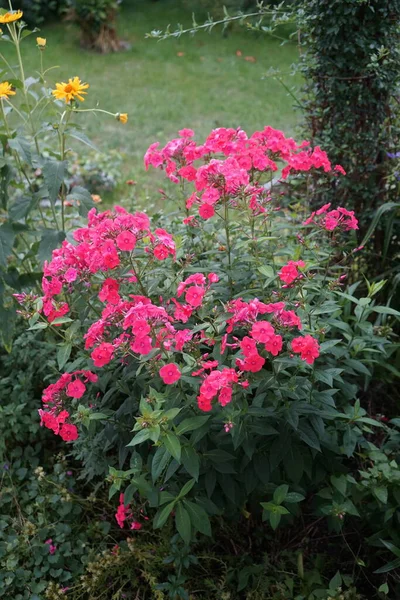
[0,81,16,99]
[116,112,128,124]
[0,10,23,24]
[52,77,89,104]
[36,36,46,47]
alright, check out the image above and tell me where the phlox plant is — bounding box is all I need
[21,124,399,546]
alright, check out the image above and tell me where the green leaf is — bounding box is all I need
[181,446,200,481]
[329,571,342,590]
[297,423,321,451]
[285,492,305,503]
[258,265,275,278]
[283,444,304,483]
[127,429,151,447]
[163,431,181,462]
[260,502,277,512]
[175,503,191,545]
[269,512,281,530]
[8,136,32,166]
[184,500,212,536]
[273,484,289,505]
[151,445,170,482]
[57,343,72,370]
[374,557,400,574]
[269,429,291,472]
[175,415,210,435]
[123,483,137,506]
[319,339,342,354]
[9,195,35,221]
[27,322,48,331]
[38,230,66,264]
[345,358,371,376]
[373,486,388,504]
[178,478,195,499]
[330,475,347,497]
[0,163,12,210]
[66,186,96,217]
[206,449,235,463]
[380,539,400,558]
[43,159,67,205]
[89,412,109,420]
[0,302,16,352]
[153,501,175,529]
[51,316,72,325]
[0,222,15,267]
[372,305,400,318]
[163,407,182,421]
[360,202,400,247]
[68,129,99,151]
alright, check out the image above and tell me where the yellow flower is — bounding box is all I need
[52,77,89,104]
[91,194,102,203]
[116,112,128,124]
[0,81,16,99]
[36,37,46,48]
[0,10,23,24]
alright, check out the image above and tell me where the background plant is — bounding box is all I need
[0,4,127,350]
[64,0,122,53]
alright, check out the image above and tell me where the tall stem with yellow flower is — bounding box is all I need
[0,6,40,153]
[58,109,72,231]
[36,37,46,82]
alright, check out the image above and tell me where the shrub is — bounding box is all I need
[0,328,56,456]
[297,0,400,241]
[64,0,122,53]
[21,124,399,577]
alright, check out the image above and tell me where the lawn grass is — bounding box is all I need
[2,0,302,204]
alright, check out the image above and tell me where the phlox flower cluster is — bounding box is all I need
[144,126,346,220]
[278,260,305,285]
[39,370,97,440]
[304,203,358,231]
[41,206,175,322]
[115,493,145,530]
[291,335,320,365]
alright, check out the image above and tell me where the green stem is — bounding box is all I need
[10,23,40,154]
[59,109,72,231]
[129,256,148,296]
[72,107,116,118]
[224,199,233,293]
[39,49,44,83]
[0,52,17,78]
[4,97,28,125]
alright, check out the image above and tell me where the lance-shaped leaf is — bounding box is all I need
[43,159,67,205]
